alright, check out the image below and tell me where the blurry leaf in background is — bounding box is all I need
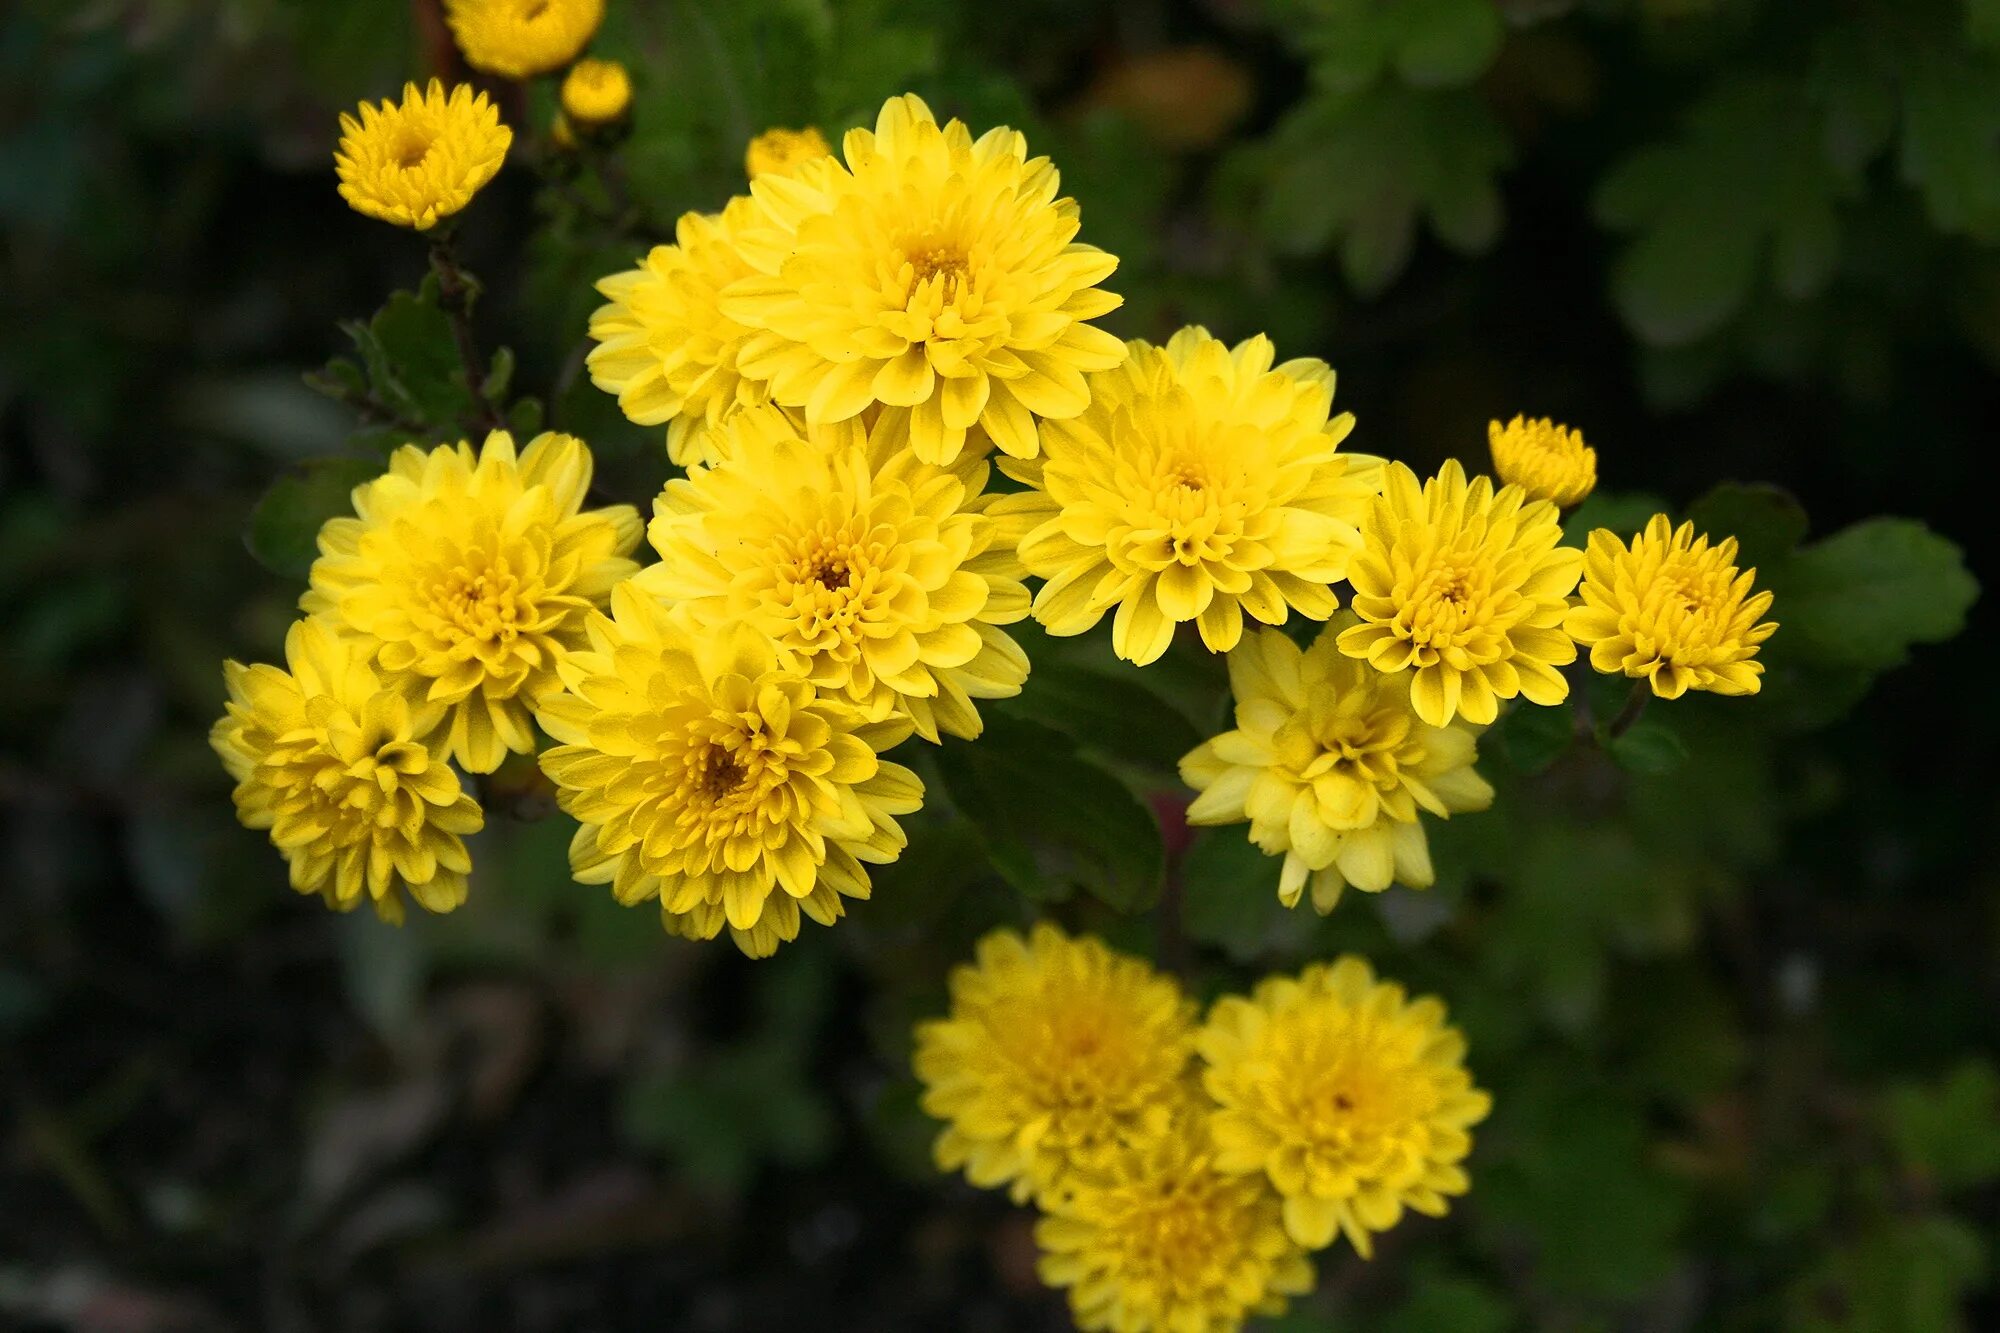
[244,455,379,581]
[1773,518,1978,672]
[1787,1214,1988,1333]
[1276,0,1505,94]
[1884,1059,2000,1195]
[1180,828,1293,963]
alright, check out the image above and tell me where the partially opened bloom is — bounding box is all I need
[559,57,632,127]
[1199,957,1490,1256]
[1488,414,1596,508]
[537,586,922,957]
[745,125,832,179]
[588,196,773,467]
[334,80,511,231]
[724,93,1127,466]
[639,406,1030,742]
[1180,621,1492,914]
[1000,327,1382,666]
[1565,515,1777,698]
[1035,1104,1314,1333]
[1338,460,1583,727]
[444,0,603,78]
[301,431,641,774]
[211,619,483,924]
[913,923,1196,1202]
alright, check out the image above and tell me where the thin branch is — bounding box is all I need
[428,232,506,435]
[1605,681,1652,740]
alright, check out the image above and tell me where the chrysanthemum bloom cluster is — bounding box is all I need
[999,327,1382,665]
[445,0,603,79]
[745,126,833,180]
[1567,515,1778,698]
[212,620,483,924]
[335,80,511,230]
[590,95,1127,467]
[537,588,923,957]
[1338,459,1584,727]
[638,406,1032,742]
[917,928,1483,1330]
[1488,414,1596,508]
[560,57,632,127]
[301,431,642,773]
[1200,957,1490,1257]
[1181,620,1493,914]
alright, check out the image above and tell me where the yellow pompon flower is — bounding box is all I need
[1199,957,1491,1257]
[536,586,923,958]
[300,431,642,774]
[1180,620,1493,915]
[913,923,1197,1202]
[444,0,603,78]
[559,57,631,127]
[211,619,483,924]
[1337,459,1584,727]
[723,93,1128,466]
[1035,1104,1315,1333]
[745,125,833,179]
[1565,515,1778,699]
[637,406,1031,743]
[334,80,511,231]
[588,195,774,468]
[997,327,1383,667]
[1488,414,1596,508]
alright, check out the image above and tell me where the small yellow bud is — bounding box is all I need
[560,58,632,127]
[1487,414,1597,508]
[745,125,832,180]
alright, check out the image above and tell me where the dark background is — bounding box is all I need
[2,1,1995,1330]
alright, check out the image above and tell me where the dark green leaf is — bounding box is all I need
[1885,1060,2000,1194]
[1492,698,1574,775]
[1180,828,1286,961]
[1002,662,1205,773]
[1606,717,1687,776]
[1686,481,1808,570]
[1776,518,1978,671]
[244,456,379,581]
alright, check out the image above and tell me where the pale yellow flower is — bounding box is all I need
[212,619,482,924]
[723,93,1127,466]
[1565,514,1778,698]
[334,81,510,231]
[1181,620,1492,914]
[1000,326,1381,666]
[1338,459,1583,727]
[1199,957,1490,1256]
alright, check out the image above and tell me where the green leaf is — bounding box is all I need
[1686,481,1809,570]
[1491,697,1574,775]
[1788,1214,1987,1333]
[1261,84,1511,294]
[1775,518,1978,671]
[1379,1270,1513,1333]
[1001,662,1205,774]
[1180,829,1287,961]
[244,456,379,580]
[1596,76,1852,345]
[1885,1060,2000,1194]
[1605,717,1688,776]
[935,715,1165,913]
[1900,50,2000,243]
[1972,0,2000,52]
[1562,489,1669,549]
[1279,0,1504,94]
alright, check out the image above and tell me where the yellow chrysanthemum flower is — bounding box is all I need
[1199,957,1490,1256]
[723,93,1128,466]
[1035,1104,1315,1333]
[588,196,774,468]
[1487,414,1596,508]
[998,327,1382,666]
[745,125,833,179]
[559,57,631,126]
[334,80,511,231]
[300,431,642,774]
[1180,620,1493,915]
[444,0,603,79]
[211,619,483,924]
[1337,459,1584,728]
[536,586,923,958]
[638,406,1031,742]
[913,923,1196,1202]
[1565,515,1778,699]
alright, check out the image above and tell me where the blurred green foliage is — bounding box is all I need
[2,0,1995,1329]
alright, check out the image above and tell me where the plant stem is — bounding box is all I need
[427,232,505,435]
[1605,680,1652,740]
[1156,867,1188,979]
[1566,660,1595,744]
